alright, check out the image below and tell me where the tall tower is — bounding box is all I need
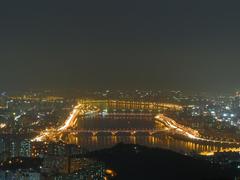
[233,91,240,114]
[0,92,8,109]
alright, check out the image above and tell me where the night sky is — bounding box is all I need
[1,1,240,92]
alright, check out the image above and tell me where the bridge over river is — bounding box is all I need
[32,100,240,154]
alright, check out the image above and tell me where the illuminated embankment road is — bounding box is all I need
[32,103,99,142]
[155,114,240,147]
[58,104,84,131]
[155,114,201,139]
[200,147,240,156]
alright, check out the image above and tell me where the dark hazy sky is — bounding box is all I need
[1,1,240,92]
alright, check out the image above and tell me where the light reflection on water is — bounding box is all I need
[61,115,239,154]
[62,133,229,154]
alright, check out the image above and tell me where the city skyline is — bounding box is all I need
[2,1,240,179]
[1,89,240,179]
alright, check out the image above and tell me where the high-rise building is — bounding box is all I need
[0,92,8,109]
[10,141,17,158]
[20,139,31,157]
[0,138,5,154]
[232,91,240,114]
[0,170,41,180]
[47,142,66,156]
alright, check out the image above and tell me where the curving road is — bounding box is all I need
[32,103,99,142]
[155,114,201,139]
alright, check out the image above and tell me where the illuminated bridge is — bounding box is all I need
[32,100,204,143]
[31,100,240,156]
[62,128,167,136]
[79,100,183,112]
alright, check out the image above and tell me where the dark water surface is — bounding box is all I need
[59,114,234,154]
